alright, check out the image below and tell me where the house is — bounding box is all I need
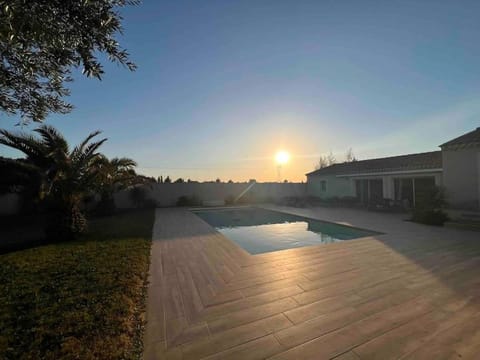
[306,127,480,210]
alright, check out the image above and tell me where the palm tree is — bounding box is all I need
[0,125,107,239]
[93,155,138,214]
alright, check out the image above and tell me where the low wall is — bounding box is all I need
[114,182,307,208]
[0,183,307,215]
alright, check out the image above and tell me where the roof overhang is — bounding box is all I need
[440,143,480,151]
[336,168,443,178]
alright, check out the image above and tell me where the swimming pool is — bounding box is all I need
[193,207,379,254]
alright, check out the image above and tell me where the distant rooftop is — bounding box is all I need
[440,127,480,149]
[306,151,442,177]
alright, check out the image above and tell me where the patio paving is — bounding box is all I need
[144,205,480,360]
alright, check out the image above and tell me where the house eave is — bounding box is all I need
[336,168,443,178]
[440,142,480,151]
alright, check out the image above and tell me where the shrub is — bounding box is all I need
[128,187,157,209]
[176,195,202,207]
[129,186,147,208]
[411,186,449,226]
[225,195,236,205]
[412,209,449,226]
[236,194,254,204]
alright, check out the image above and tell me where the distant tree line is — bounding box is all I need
[155,177,241,184]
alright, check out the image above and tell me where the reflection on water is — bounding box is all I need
[218,221,340,254]
[194,208,377,255]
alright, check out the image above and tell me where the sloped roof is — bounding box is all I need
[306,151,442,177]
[440,127,480,149]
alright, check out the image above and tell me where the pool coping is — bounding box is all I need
[190,205,385,237]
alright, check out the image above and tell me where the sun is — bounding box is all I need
[275,150,290,165]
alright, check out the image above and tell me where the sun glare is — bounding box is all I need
[275,151,290,165]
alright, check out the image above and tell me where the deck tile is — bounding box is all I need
[144,206,480,359]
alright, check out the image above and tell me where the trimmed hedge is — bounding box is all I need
[0,209,154,360]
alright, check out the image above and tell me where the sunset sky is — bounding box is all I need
[2,0,480,182]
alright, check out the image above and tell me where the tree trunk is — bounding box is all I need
[46,204,87,241]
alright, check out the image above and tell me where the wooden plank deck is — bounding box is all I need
[144,206,480,360]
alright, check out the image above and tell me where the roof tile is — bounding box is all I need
[306,151,442,177]
[440,127,480,148]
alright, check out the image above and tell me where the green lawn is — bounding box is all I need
[0,209,154,360]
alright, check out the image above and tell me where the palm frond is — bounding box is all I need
[111,157,137,168]
[71,130,103,160]
[0,129,49,165]
[82,138,108,160]
[34,125,69,154]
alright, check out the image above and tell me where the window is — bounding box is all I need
[320,180,327,192]
[355,179,383,205]
[394,176,435,208]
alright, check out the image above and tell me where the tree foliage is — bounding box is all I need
[0,125,107,238]
[315,149,357,170]
[345,148,357,162]
[93,155,137,214]
[316,151,336,170]
[0,0,138,123]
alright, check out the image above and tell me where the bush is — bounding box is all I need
[225,195,236,205]
[127,187,158,209]
[176,195,202,207]
[129,186,147,208]
[411,186,449,226]
[412,209,449,226]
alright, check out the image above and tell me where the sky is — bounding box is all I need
[1,0,480,182]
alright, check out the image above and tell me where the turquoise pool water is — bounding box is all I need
[193,208,378,254]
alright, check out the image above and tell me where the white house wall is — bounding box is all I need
[307,171,442,200]
[442,147,480,210]
[306,175,355,198]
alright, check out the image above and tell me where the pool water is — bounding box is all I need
[193,208,379,254]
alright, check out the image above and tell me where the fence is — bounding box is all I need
[114,182,307,208]
[0,182,307,215]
